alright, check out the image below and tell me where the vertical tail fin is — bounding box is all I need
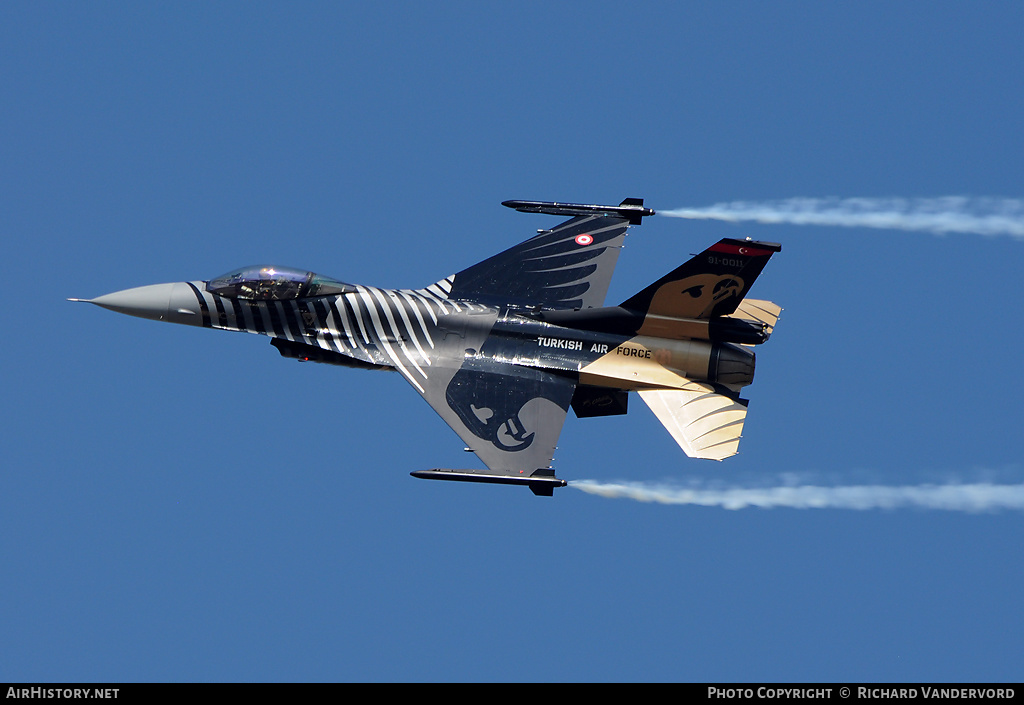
[620,238,781,320]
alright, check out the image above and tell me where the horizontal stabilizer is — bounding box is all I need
[728,298,782,336]
[729,297,782,344]
[638,383,748,460]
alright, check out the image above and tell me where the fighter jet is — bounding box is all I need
[72,198,781,496]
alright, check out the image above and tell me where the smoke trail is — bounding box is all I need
[658,197,1024,238]
[570,479,1024,512]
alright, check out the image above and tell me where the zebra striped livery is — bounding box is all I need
[75,198,782,496]
[186,276,473,394]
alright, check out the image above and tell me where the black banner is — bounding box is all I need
[1,684,1022,698]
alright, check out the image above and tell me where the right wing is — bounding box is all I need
[447,213,632,310]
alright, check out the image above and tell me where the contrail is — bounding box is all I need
[658,197,1024,238]
[570,479,1024,512]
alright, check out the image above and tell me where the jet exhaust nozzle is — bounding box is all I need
[710,343,756,388]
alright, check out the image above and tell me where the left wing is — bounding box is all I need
[259,279,577,494]
[389,303,577,495]
[426,356,576,477]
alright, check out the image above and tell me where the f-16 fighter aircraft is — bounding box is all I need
[73,198,781,496]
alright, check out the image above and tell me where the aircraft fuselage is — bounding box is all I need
[74,199,781,495]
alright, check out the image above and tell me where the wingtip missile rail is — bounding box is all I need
[411,468,567,496]
[502,198,655,225]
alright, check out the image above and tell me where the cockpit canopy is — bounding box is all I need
[207,266,354,301]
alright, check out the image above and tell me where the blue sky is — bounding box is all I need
[3,2,1023,682]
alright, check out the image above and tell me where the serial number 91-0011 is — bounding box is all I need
[707,255,745,268]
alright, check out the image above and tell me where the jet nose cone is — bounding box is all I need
[85,283,179,322]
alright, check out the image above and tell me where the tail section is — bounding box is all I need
[621,239,780,461]
[621,238,781,321]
